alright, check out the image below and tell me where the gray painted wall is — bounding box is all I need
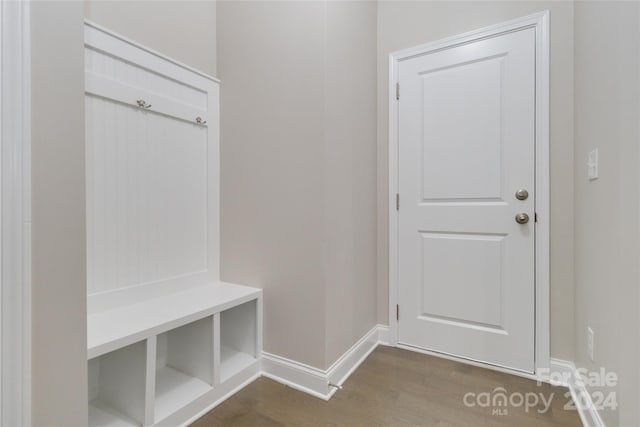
[218,0,328,368]
[85,0,217,76]
[574,2,640,425]
[217,0,378,369]
[323,0,378,366]
[28,2,640,424]
[31,1,87,425]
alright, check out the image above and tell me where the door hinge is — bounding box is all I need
[396,193,400,211]
[535,212,538,223]
[396,304,400,321]
[396,82,400,100]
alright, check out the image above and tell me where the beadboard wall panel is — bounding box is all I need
[84,23,219,304]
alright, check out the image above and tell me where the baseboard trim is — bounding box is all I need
[261,353,330,400]
[260,331,605,427]
[181,331,605,427]
[549,358,605,427]
[261,324,389,400]
[377,324,391,345]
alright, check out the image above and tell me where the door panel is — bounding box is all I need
[421,55,504,201]
[420,232,505,329]
[398,27,536,373]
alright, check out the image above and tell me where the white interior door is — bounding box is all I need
[397,27,536,373]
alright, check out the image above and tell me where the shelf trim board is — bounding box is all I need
[155,363,261,427]
[89,400,140,427]
[144,337,157,427]
[256,296,264,362]
[154,366,213,423]
[88,283,261,359]
[213,313,221,386]
[220,346,258,384]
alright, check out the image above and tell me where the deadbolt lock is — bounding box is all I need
[515,189,529,200]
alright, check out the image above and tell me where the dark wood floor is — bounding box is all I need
[192,346,582,427]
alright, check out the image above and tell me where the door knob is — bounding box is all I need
[515,213,530,224]
[515,189,529,200]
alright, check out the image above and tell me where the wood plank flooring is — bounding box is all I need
[192,346,582,427]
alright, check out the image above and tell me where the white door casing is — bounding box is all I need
[388,12,550,375]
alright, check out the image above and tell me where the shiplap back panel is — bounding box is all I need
[85,23,219,307]
[85,46,208,111]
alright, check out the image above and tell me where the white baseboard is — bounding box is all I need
[548,358,605,427]
[261,353,330,400]
[377,324,391,345]
[262,324,389,400]
[179,331,606,427]
[261,334,604,427]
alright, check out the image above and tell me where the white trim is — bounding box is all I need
[261,353,329,400]
[388,11,551,375]
[548,358,606,427]
[325,325,381,391]
[0,1,31,425]
[377,324,391,346]
[150,334,602,427]
[534,10,551,374]
[261,325,389,400]
[174,372,261,427]
[84,20,220,84]
[183,330,604,427]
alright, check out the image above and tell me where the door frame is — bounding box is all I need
[388,11,550,376]
[0,0,32,424]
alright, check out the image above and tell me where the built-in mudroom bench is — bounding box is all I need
[87,283,261,426]
[84,22,262,426]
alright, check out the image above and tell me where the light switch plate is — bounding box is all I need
[588,149,599,180]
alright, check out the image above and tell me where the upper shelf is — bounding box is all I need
[88,282,261,359]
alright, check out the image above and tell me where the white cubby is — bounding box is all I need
[88,341,147,427]
[154,317,214,422]
[85,23,262,427]
[87,285,261,426]
[220,300,258,383]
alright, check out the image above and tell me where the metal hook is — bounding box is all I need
[136,99,152,109]
[196,117,207,125]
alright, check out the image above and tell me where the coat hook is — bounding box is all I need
[136,99,152,109]
[196,117,207,125]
